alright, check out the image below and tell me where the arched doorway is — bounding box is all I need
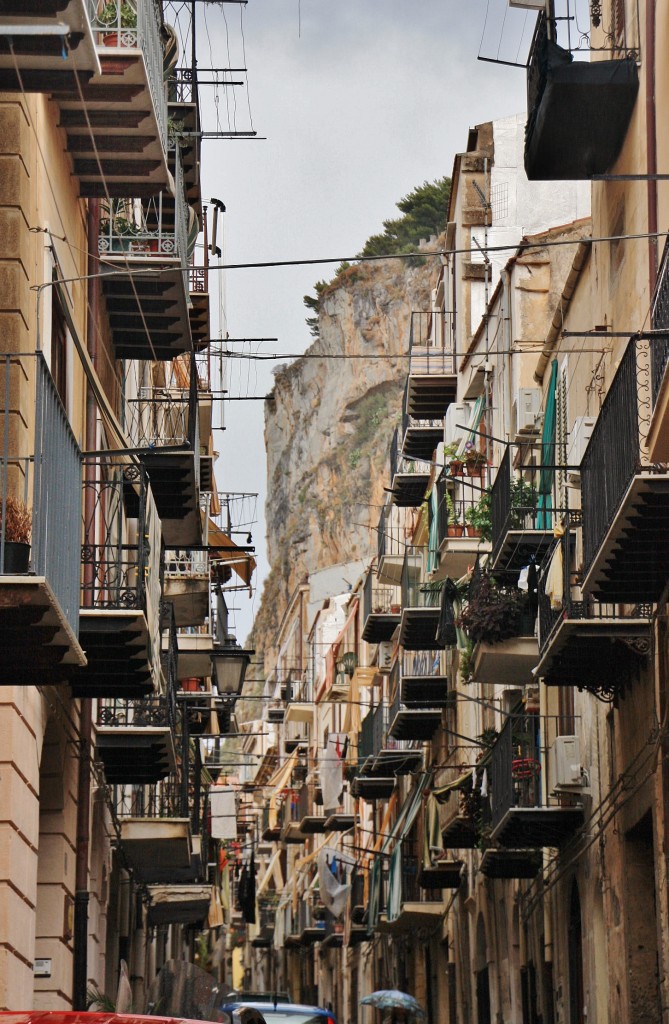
[475,914,491,1024]
[567,879,584,1024]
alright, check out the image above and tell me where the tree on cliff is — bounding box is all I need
[303,176,451,336]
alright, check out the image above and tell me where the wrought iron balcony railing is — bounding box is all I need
[98,692,176,733]
[363,570,400,620]
[408,310,456,376]
[652,243,669,403]
[401,546,440,609]
[122,356,199,458]
[81,460,154,613]
[0,353,81,634]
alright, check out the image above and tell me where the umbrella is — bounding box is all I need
[361,991,425,1019]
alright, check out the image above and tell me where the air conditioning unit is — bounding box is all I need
[566,416,597,482]
[514,387,542,436]
[550,735,584,790]
[377,641,393,674]
[444,402,471,446]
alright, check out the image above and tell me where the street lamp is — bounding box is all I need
[212,634,254,694]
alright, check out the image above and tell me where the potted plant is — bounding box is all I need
[0,496,32,573]
[443,442,463,477]
[100,201,140,252]
[465,489,492,540]
[97,1,137,45]
[463,442,487,477]
[445,490,464,537]
[509,476,538,528]
[456,575,525,645]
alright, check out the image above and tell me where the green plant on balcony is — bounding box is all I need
[445,490,464,537]
[97,2,138,29]
[465,489,492,540]
[509,477,538,528]
[463,441,487,477]
[456,575,525,645]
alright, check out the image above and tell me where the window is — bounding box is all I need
[50,284,68,407]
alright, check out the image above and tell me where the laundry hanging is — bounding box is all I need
[320,731,347,811]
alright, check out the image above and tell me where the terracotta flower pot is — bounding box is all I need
[466,526,481,537]
[449,460,464,477]
[447,525,465,538]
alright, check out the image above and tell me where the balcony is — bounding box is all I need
[168,67,203,215]
[353,700,422,797]
[524,12,638,181]
[536,514,652,701]
[377,502,405,585]
[116,777,196,883]
[580,337,669,603]
[146,883,211,926]
[0,0,100,88]
[189,254,211,352]
[479,848,542,880]
[0,353,85,682]
[460,574,538,686]
[398,546,441,650]
[123,357,201,545]
[99,150,191,361]
[55,0,168,197]
[96,692,176,784]
[649,247,669,460]
[388,665,441,743]
[406,310,456,418]
[377,856,444,934]
[436,472,491,578]
[400,380,443,461]
[490,714,584,849]
[164,549,209,628]
[297,901,325,945]
[72,459,161,698]
[388,427,431,508]
[320,911,345,950]
[490,448,559,573]
[280,788,308,845]
[361,570,401,643]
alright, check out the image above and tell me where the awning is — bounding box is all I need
[208,518,256,586]
[256,849,284,898]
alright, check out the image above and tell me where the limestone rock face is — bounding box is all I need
[252,254,439,655]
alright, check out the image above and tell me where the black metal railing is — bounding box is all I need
[652,240,669,402]
[0,353,82,632]
[401,546,441,609]
[372,700,388,756]
[377,504,404,564]
[359,706,376,762]
[526,11,549,115]
[123,355,200,460]
[98,691,176,733]
[363,568,401,620]
[490,713,542,831]
[491,447,562,561]
[161,601,179,693]
[113,774,188,821]
[408,310,456,375]
[581,338,644,579]
[81,460,151,612]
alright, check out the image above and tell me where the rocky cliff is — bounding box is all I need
[251,250,441,658]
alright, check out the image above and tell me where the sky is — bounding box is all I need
[193,0,533,642]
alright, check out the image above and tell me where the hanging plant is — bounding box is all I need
[456,575,525,645]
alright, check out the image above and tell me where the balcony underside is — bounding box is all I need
[389,707,441,741]
[101,268,191,361]
[390,471,430,508]
[406,371,456,420]
[284,935,302,949]
[351,775,395,800]
[200,452,214,493]
[377,903,443,934]
[472,636,538,686]
[97,726,175,784]
[491,529,554,574]
[176,633,215,680]
[378,553,403,586]
[365,748,423,777]
[492,806,584,848]
[480,848,542,879]
[348,925,371,947]
[362,611,400,644]
[401,426,442,461]
[0,0,100,80]
[321,932,343,949]
[169,98,200,214]
[401,676,453,706]
[281,822,307,844]
[300,815,326,834]
[299,927,323,945]
[147,883,211,926]
[126,451,200,547]
[251,936,273,949]
[120,817,193,883]
[284,702,315,724]
[0,577,86,683]
[190,291,210,351]
[441,814,478,849]
[57,51,168,196]
[583,476,669,603]
[536,616,651,698]
[399,608,441,650]
[324,812,356,831]
[262,825,282,842]
[525,46,638,181]
[418,861,463,889]
[71,609,153,698]
[163,573,210,628]
[436,537,491,579]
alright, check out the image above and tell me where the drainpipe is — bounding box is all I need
[73,198,99,1010]
[646,0,658,293]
